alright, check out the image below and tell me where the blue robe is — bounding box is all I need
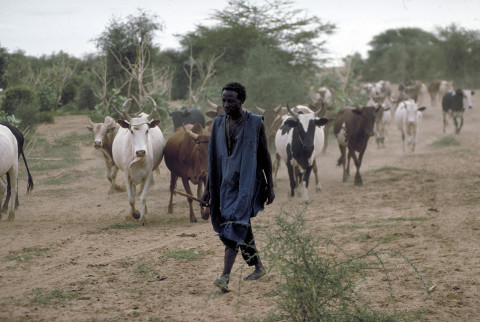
[208,112,267,244]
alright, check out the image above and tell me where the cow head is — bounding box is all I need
[116,97,160,158]
[282,104,328,167]
[352,105,383,137]
[87,116,118,149]
[399,100,426,132]
[460,89,475,109]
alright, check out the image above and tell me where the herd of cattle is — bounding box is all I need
[0,80,474,222]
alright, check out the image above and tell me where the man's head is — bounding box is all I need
[222,82,247,104]
[222,82,247,117]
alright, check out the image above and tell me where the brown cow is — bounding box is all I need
[86,116,124,194]
[333,105,381,186]
[164,123,210,222]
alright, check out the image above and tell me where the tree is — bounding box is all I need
[362,28,438,81]
[436,24,480,87]
[94,9,165,100]
[179,0,336,107]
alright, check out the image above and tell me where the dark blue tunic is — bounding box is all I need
[208,112,267,244]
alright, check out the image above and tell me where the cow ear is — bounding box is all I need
[418,106,427,111]
[283,118,298,128]
[86,125,93,132]
[149,120,161,128]
[315,118,329,127]
[117,120,130,129]
[206,111,218,118]
[352,109,362,115]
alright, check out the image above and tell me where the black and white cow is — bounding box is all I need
[442,89,475,134]
[274,104,329,200]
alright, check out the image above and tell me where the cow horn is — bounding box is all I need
[256,105,265,114]
[114,98,132,121]
[206,96,219,109]
[314,99,324,116]
[273,104,282,113]
[146,96,157,121]
[286,103,299,119]
[183,125,199,140]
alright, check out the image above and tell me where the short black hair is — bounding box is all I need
[222,82,247,104]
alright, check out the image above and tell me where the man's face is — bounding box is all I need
[222,90,242,116]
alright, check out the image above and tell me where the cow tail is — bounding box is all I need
[21,151,34,194]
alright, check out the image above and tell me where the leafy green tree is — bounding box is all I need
[94,9,164,99]
[0,45,8,89]
[179,0,336,107]
[436,24,480,87]
[362,28,438,81]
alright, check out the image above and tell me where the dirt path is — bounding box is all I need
[0,93,479,321]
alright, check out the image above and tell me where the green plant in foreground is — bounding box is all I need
[29,288,76,305]
[262,206,430,321]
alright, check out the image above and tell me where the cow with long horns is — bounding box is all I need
[274,103,329,200]
[164,123,210,222]
[112,97,165,221]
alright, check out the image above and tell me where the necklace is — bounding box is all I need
[226,111,246,155]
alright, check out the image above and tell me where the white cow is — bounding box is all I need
[112,98,165,221]
[0,124,18,220]
[86,116,123,194]
[394,99,426,153]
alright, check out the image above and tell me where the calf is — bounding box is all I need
[442,89,475,134]
[394,99,426,153]
[113,98,165,221]
[334,105,381,186]
[0,122,34,213]
[164,124,210,222]
[86,116,123,194]
[274,104,329,200]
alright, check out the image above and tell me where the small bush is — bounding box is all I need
[0,85,35,115]
[15,102,39,130]
[37,84,57,112]
[262,207,429,321]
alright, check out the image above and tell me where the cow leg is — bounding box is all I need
[337,144,348,182]
[442,111,447,133]
[1,173,10,213]
[168,173,177,214]
[138,174,153,222]
[273,153,281,185]
[302,165,313,201]
[312,160,322,192]
[454,115,464,134]
[351,148,364,186]
[286,160,296,197]
[124,174,140,220]
[7,164,18,221]
[181,177,197,223]
[346,149,352,182]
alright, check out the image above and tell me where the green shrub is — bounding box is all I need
[15,102,39,130]
[37,84,56,112]
[263,207,429,321]
[78,81,98,110]
[0,85,35,115]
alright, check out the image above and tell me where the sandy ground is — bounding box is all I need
[0,92,479,321]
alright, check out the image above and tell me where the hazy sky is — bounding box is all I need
[1,0,479,66]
